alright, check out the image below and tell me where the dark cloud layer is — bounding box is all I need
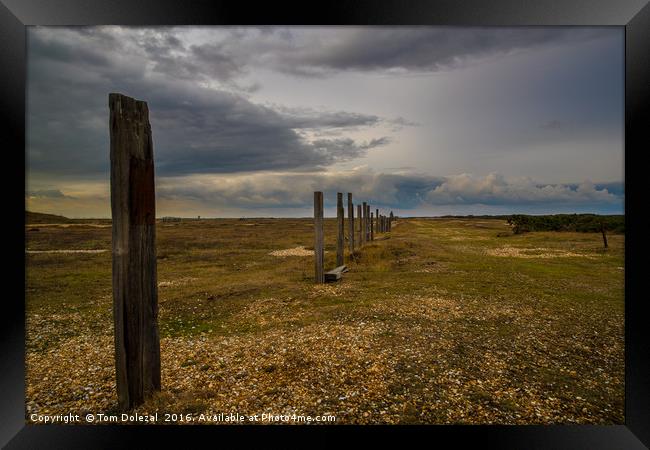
[27,27,396,178]
[256,28,613,76]
[152,27,612,79]
[27,26,613,179]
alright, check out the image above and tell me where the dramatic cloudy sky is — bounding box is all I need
[26,26,624,218]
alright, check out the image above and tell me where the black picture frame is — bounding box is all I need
[3,0,648,448]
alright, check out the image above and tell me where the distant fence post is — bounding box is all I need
[389,211,394,231]
[362,202,367,244]
[347,193,355,253]
[364,204,367,241]
[336,192,344,266]
[367,204,372,241]
[314,191,324,283]
[109,93,161,411]
[375,208,379,234]
[357,204,363,245]
[366,204,371,241]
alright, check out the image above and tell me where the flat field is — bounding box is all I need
[25,217,624,424]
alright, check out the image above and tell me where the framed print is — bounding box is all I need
[2,0,649,448]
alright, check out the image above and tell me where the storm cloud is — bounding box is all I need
[233,27,614,77]
[26,26,624,217]
[27,27,397,178]
[68,26,614,81]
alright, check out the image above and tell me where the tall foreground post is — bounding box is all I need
[109,93,161,411]
[370,212,374,240]
[347,193,355,252]
[336,193,344,266]
[314,191,324,283]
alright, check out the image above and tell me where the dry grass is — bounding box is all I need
[25,217,624,424]
[486,246,597,259]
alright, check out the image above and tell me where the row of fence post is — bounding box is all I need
[313,191,393,283]
[111,94,416,411]
[109,91,398,411]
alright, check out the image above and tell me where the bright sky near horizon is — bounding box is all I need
[26,26,624,218]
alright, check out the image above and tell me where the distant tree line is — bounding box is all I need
[506,214,624,235]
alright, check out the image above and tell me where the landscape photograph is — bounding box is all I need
[25,26,624,425]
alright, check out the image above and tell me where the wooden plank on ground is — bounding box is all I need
[324,264,348,282]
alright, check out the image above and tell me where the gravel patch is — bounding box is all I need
[486,247,596,259]
[269,246,314,257]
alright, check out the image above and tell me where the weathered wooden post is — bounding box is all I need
[336,192,344,266]
[364,205,368,244]
[362,202,367,243]
[370,212,374,240]
[314,191,324,283]
[375,208,379,234]
[365,204,370,241]
[357,204,363,245]
[389,211,394,231]
[366,204,371,241]
[109,93,161,411]
[601,222,608,249]
[347,193,355,252]
[366,205,372,242]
